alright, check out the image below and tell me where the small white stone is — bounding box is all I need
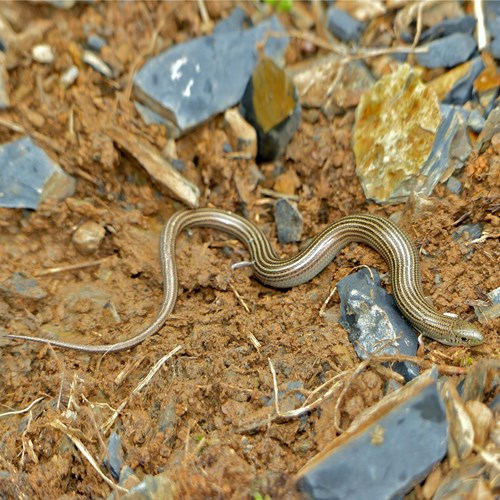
[60,65,79,88]
[32,44,55,64]
[82,50,113,78]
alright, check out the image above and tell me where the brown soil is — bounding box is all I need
[0,2,498,498]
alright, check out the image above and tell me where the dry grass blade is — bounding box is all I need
[0,397,45,418]
[51,419,128,493]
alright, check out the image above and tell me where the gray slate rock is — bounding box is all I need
[104,431,125,481]
[86,34,107,52]
[485,1,500,39]
[446,176,463,194]
[337,268,419,381]
[467,108,485,133]
[274,199,303,244]
[416,33,477,68]
[442,57,484,105]
[297,369,448,500]
[0,136,75,209]
[452,223,483,242]
[326,7,365,42]
[213,6,250,35]
[134,16,288,135]
[490,37,500,59]
[0,272,47,301]
[419,15,476,43]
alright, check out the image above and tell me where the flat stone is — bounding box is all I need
[490,37,500,59]
[354,64,442,203]
[467,108,485,133]
[326,6,366,42]
[240,56,300,162]
[337,268,419,381]
[442,57,484,105]
[213,6,250,35]
[475,107,500,153]
[0,273,47,301]
[104,431,125,481]
[134,16,288,135]
[416,33,477,69]
[274,199,303,244]
[0,136,75,209]
[485,1,500,38]
[419,15,476,43]
[297,369,448,499]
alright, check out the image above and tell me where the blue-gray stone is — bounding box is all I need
[475,107,500,153]
[326,7,365,42]
[446,176,463,194]
[490,37,500,59]
[86,34,107,52]
[274,199,303,244]
[213,6,250,35]
[419,15,476,43]
[452,223,483,242]
[104,431,125,481]
[467,108,485,133]
[0,272,47,301]
[170,159,185,173]
[297,370,448,500]
[485,2,500,38]
[337,268,419,381]
[0,136,75,209]
[134,16,288,134]
[415,105,463,197]
[416,33,477,68]
[442,57,484,105]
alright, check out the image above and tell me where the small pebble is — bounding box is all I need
[60,65,79,88]
[72,221,106,255]
[467,108,485,133]
[224,108,257,158]
[86,34,107,52]
[82,50,113,78]
[32,44,55,64]
[446,176,463,194]
[416,33,477,69]
[326,7,366,42]
[104,431,125,481]
[274,199,303,244]
[0,273,47,301]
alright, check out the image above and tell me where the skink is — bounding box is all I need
[6,209,484,352]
